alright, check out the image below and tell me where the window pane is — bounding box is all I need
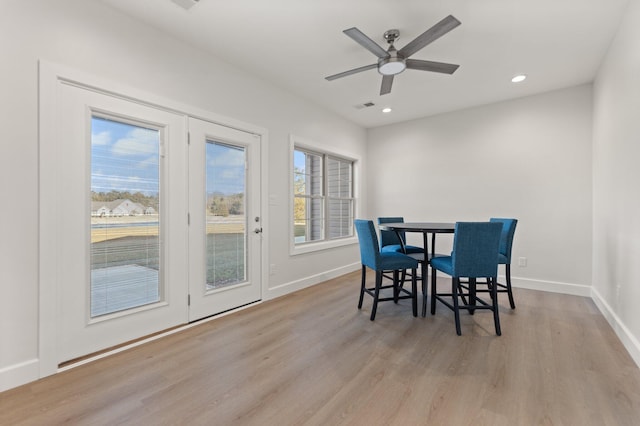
[294,196,324,243]
[327,157,352,198]
[90,116,161,317]
[206,141,247,289]
[328,199,353,239]
[294,149,322,195]
[294,218,324,243]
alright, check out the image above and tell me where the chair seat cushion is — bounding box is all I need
[430,255,453,275]
[497,253,508,264]
[380,252,419,270]
[381,244,423,254]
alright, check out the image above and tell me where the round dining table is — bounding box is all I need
[378,222,455,297]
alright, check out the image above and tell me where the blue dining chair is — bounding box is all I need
[491,218,518,308]
[354,219,419,320]
[377,217,423,254]
[429,222,503,335]
[457,218,518,309]
[377,216,425,291]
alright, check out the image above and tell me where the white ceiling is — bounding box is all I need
[99,0,628,128]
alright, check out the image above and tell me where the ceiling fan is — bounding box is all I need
[325,15,461,96]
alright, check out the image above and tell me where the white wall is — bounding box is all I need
[367,85,593,293]
[592,0,640,365]
[0,0,365,390]
[3,0,638,394]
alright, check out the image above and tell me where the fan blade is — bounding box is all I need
[325,63,378,81]
[398,15,461,58]
[406,59,459,74]
[344,27,390,59]
[380,75,394,95]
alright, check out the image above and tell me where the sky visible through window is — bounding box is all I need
[91,116,159,195]
[294,150,305,173]
[206,141,245,195]
[91,117,246,195]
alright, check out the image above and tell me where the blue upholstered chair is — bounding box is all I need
[429,222,503,335]
[377,217,423,254]
[377,216,425,292]
[354,219,419,320]
[491,218,518,309]
[457,218,518,309]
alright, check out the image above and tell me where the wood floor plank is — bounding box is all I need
[2,270,640,425]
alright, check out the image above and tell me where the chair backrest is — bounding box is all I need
[451,222,502,278]
[490,218,518,262]
[354,219,381,270]
[377,216,406,249]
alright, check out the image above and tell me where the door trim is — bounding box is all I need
[38,60,268,379]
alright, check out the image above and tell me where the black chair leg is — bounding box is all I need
[411,267,418,317]
[358,265,366,309]
[428,268,437,316]
[393,270,400,303]
[506,264,516,309]
[452,277,462,335]
[468,277,476,315]
[371,271,382,321]
[491,277,502,335]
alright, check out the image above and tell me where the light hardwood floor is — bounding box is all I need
[2,271,640,425]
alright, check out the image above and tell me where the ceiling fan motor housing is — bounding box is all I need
[378,47,406,75]
[383,29,400,44]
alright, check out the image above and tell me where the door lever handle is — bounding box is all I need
[254,227,263,234]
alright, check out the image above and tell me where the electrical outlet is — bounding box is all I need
[270,264,277,275]
[518,257,527,267]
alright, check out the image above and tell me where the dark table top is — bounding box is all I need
[378,222,456,233]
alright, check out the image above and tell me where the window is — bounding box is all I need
[293,144,355,247]
[205,141,247,289]
[90,115,161,317]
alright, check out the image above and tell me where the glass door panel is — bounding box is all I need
[90,116,161,317]
[206,141,247,290]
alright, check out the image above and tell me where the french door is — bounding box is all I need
[50,79,262,364]
[187,117,262,321]
[56,82,188,363]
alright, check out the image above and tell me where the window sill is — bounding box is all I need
[290,236,358,256]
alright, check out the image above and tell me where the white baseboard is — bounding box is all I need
[265,262,360,300]
[590,287,640,368]
[510,276,592,297]
[0,358,39,393]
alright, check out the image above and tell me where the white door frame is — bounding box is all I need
[38,61,269,378]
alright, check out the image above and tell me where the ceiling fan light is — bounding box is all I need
[379,59,406,76]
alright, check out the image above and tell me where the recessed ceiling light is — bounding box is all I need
[382,107,392,113]
[511,74,527,83]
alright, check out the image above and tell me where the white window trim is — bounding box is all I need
[289,135,359,256]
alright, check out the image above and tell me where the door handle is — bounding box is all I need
[254,227,263,234]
